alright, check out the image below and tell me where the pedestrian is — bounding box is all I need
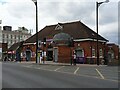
[73,52,76,65]
[4,56,7,61]
[26,57,28,62]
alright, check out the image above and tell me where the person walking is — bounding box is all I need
[73,52,76,65]
[4,56,7,61]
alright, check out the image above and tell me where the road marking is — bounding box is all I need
[95,69,105,79]
[21,64,119,82]
[37,67,41,69]
[22,65,31,67]
[74,67,79,74]
[22,65,34,68]
[54,66,65,71]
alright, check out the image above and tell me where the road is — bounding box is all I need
[2,62,118,88]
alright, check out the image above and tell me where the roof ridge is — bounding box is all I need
[58,20,80,24]
[46,20,81,27]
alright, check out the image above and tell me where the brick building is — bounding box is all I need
[106,43,119,65]
[21,21,111,64]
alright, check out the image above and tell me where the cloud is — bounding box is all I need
[99,2,118,25]
[0,0,119,45]
[4,1,34,19]
[99,22,118,44]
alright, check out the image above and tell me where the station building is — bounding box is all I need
[21,21,110,64]
[7,21,119,65]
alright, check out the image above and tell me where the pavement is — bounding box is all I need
[19,61,108,67]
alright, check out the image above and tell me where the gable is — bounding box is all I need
[55,24,63,30]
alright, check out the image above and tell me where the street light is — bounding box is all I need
[96,0,109,65]
[32,0,38,63]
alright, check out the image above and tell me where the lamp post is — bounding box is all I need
[32,0,38,63]
[96,0,109,65]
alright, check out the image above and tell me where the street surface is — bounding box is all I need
[2,62,119,88]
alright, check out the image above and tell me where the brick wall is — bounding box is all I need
[2,43,8,52]
[58,46,71,63]
[74,41,106,64]
[107,44,119,60]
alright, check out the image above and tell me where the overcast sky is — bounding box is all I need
[0,0,119,44]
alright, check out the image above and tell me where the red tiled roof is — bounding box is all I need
[25,21,108,43]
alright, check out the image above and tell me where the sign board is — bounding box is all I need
[42,51,46,57]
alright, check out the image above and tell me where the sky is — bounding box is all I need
[0,0,119,45]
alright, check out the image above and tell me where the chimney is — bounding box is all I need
[3,26,12,31]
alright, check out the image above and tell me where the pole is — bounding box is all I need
[96,2,99,65]
[43,46,44,64]
[96,0,109,65]
[70,47,72,65]
[35,2,38,64]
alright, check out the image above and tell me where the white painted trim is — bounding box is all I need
[23,43,35,45]
[86,57,104,59]
[86,57,97,58]
[46,39,53,42]
[74,38,107,42]
[55,24,63,30]
[23,38,107,45]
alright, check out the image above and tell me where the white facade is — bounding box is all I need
[1,27,32,48]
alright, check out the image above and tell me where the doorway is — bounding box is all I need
[26,50,31,61]
[47,49,53,61]
[108,50,114,62]
[75,49,84,63]
[53,47,58,62]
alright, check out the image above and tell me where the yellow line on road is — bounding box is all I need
[74,67,80,74]
[54,66,65,71]
[95,69,105,79]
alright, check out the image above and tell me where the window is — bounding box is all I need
[16,35,18,39]
[18,35,20,40]
[2,39,4,43]
[11,35,12,39]
[6,34,8,38]
[76,49,84,57]
[15,35,16,39]
[20,35,22,39]
[99,48,103,57]
[9,34,11,38]
[3,34,4,38]
[92,48,96,57]
[11,40,12,44]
